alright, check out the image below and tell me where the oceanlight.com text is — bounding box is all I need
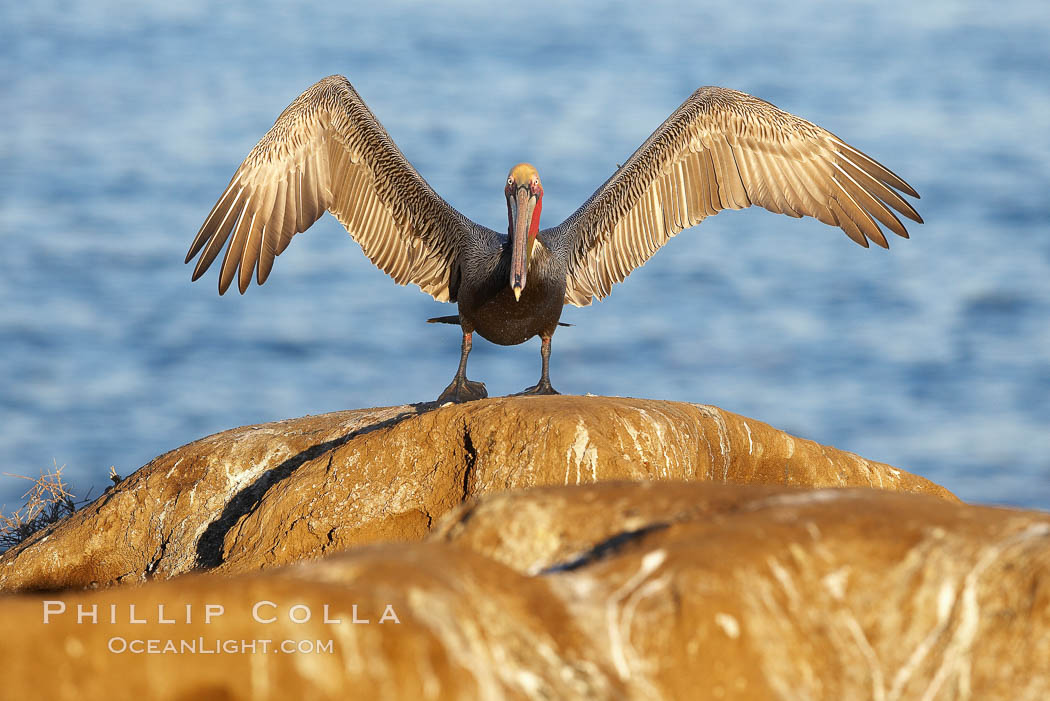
[107,637,335,655]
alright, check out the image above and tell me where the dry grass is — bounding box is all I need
[0,463,90,552]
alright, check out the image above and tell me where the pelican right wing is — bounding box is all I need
[558,86,923,306]
[185,75,469,300]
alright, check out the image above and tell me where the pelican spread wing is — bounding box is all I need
[185,75,469,300]
[559,86,923,306]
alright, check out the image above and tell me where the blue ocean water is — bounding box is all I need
[3,0,1048,510]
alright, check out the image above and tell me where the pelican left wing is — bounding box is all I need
[558,86,922,306]
[185,75,469,300]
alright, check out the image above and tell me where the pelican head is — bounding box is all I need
[505,163,544,301]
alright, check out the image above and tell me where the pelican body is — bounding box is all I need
[186,75,922,402]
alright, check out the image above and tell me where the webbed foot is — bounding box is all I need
[515,380,560,396]
[437,377,488,404]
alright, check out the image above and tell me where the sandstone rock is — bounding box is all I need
[2,482,1046,700]
[435,482,1050,699]
[1,544,624,700]
[0,396,954,592]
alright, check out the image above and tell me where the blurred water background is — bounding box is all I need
[3,0,1049,510]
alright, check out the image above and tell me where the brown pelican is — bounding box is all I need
[186,75,921,403]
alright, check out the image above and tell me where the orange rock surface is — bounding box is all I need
[2,483,1047,700]
[0,397,953,591]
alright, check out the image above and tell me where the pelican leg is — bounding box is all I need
[437,331,488,404]
[517,334,560,396]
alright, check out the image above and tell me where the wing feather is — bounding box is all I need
[191,185,244,280]
[217,194,254,294]
[258,178,286,283]
[559,86,922,306]
[276,173,297,255]
[186,75,471,299]
[237,212,260,294]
